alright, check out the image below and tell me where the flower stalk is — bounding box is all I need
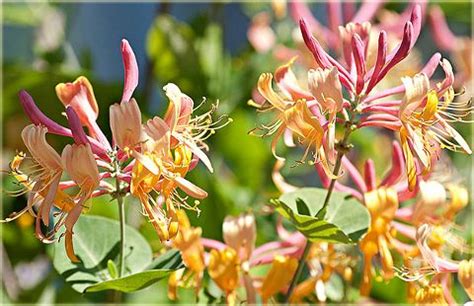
[114,154,126,278]
[284,117,355,302]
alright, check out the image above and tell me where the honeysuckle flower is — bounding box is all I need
[109,98,143,152]
[259,255,298,303]
[315,146,468,297]
[14,125,72,233]
[222,213,256,262]
[250,60,338,176]
[208,248,240,305]
[169,210,205,300]
[173,212,303,303]
[396,179,469,227]
[129,136,204,241]
[359,187,399,295]
[307,66,344,161]
[357,56,472,190]
[54,38,139,153]
[290,1,426,56]
[398,62,472,190]
[5,38,225,262]
[162,83,231,174]
[4,107,102,261]
[60,125,100,261]
[56,76,111,150]
[170,215,297,303]
[299,5,422,96]
[173,210,205,273]
[397,224,473,302]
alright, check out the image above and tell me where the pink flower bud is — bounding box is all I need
[121,39,139,102]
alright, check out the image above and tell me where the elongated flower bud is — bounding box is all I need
[121,39,139,103]
[66,107,89,145]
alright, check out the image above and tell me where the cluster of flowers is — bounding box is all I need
[4,39,229,262]
[248,1,473,304]
[2,1,472,304]
[170,210,302,304]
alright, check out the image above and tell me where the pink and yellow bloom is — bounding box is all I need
[5,38,225,260]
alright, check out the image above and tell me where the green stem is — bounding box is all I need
[284,122,354,303]
[114,157,126,278]
[117,193,125,277]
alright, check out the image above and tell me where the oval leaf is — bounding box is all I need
[53,215,152,293]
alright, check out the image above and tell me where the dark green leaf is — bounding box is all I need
[296,198,311,216]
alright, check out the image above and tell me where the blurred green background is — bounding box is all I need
[1,2,472,304]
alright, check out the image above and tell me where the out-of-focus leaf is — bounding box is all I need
[271,188,370,243]
[195,23,237,112]
[2,4,45,26]
[53,215,152,293]
[213,110,270,189]
[439,3,472,24]
[371,276,407,303]
[146,14,204,96]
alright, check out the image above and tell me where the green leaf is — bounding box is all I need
[146,15,203,96]
[3,4,45,26]
[271,188,370,243]
[53,215,153,293]
[85,250,183,293]
[296,198,310,216]
[84,269,174,293]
